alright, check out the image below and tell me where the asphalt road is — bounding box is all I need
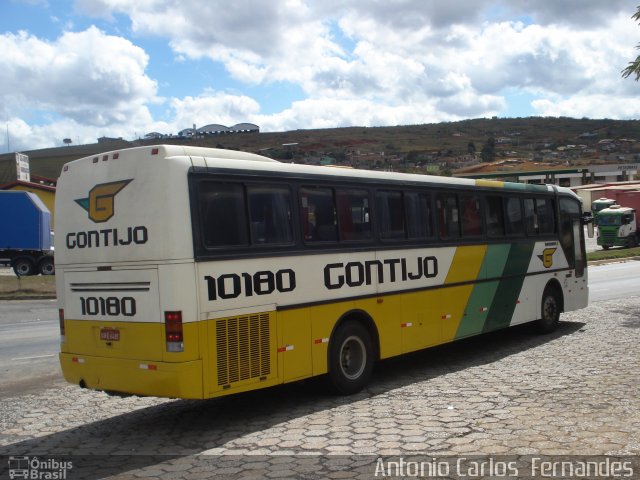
[589,259,640,301]
[0,259,637,397]
[0,299,62,395]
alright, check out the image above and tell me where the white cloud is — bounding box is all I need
[533,95,640,119]
[0,26,159,126]
[4,1,640,150]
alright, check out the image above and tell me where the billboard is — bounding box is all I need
[15,152,30,182]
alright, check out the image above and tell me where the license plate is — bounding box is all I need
[100,328,120,341]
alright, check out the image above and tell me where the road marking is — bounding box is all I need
[11,354,56,361]
[2,320,56,327]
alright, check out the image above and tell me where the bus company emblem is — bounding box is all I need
[75,179,132,223]
[538,247,557,268]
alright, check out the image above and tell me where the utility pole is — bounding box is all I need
[6,124,9,153]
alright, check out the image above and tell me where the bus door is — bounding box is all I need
[559,198,586,278]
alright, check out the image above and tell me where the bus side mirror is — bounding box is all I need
[582,212,594,238]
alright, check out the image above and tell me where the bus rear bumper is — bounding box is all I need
[59,353,204,399]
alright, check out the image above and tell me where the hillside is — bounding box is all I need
[1,117,638,183]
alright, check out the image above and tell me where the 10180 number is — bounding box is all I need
[80,296,136,317]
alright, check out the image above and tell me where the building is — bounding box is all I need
[454,163,638,187]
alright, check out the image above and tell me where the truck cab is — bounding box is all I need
[596,204,638,249]
[591,197,615,216]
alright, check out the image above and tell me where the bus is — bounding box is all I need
[55,145,588,399]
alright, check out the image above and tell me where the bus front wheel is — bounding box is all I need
[328,321,374,395]
[535,286,561,334]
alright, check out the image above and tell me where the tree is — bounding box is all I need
[480,137,496,163]
[622,6,640,81]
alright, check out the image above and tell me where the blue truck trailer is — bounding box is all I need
[0,190,55,275]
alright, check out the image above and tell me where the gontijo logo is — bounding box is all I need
[537,247,557,269]
[75,179,132,223]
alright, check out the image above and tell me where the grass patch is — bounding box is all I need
[0,274,56,298]
[588,246,640,262]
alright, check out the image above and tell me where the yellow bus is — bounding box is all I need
[55,145,588,399]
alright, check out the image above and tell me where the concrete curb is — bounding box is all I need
[0,294,57,301]
[588,255,640,266]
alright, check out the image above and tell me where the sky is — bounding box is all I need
[1,0,639,152]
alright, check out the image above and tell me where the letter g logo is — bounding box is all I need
[537,247,557,269]
[75,180,132,223]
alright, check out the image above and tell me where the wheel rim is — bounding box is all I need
[41,262,54,275]
[339,335,366,380]
[542,295,557,322]
[16,262,31,275]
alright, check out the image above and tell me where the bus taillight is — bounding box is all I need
[165,311,184,352]
[59,309,66,341]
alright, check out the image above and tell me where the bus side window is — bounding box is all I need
[199,182,249,247]
[405,192,432,239]
[377,190,405,240]
[437,193,460,238]
[247,185,293,244]
[337,189,372,241]
[505,197,524,236]
[485,195,505,237]
[300,187,337,242]
[524,198,537,235]
[537,198,556,234]
[460,194,484,237]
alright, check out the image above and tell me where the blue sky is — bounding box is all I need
[1,0,638,152]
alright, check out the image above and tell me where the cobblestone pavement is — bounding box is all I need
[1,296,639,479]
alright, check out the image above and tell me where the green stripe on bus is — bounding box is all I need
[455,244,510,339]
[482,242,535,333]
[504,182,549,192]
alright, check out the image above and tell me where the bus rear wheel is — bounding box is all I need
[328,321,374,395]
[535,286,561,334]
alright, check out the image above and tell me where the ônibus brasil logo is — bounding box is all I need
[75,179,132,223]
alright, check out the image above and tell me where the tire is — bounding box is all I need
[38,257,55,275]
[602,245,610,250]
[13,257,35,276]
[535,285,561,334]
[627,236,638,248]
[328,321,375,395]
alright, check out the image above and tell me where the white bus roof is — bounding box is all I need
[62,144,578,198]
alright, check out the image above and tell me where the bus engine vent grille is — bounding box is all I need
[216,314,270,386]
